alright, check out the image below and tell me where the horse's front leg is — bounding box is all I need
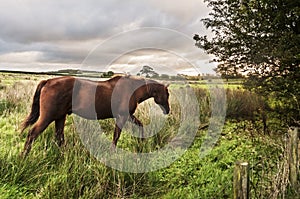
[130,115,145,139]
[112,115,128,150]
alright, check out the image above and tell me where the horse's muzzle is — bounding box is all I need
[164,109,170,114]
[160,105,170,115]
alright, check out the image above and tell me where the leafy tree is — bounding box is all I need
[107,71,114,77]
[138,65,159,77]
[212,65,243,81]
[194,0,300,126]
[101,71,114,78]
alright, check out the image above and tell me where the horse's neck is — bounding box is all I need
[135,84,152,104]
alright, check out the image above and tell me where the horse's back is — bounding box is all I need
[42,76,75,90]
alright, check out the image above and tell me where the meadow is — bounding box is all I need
[0,72,297,198]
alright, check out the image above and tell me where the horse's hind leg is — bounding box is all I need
[55,116,66,147]
[22,119,52,156]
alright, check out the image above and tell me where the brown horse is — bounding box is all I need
[21,75,170,156]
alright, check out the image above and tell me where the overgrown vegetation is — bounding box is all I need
[0,73,298,198]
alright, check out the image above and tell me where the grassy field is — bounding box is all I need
[0,72,297,198]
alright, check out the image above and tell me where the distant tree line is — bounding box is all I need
[136,65,226,80]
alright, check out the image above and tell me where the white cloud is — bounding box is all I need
[0,51,42,63]
[0,0,215,75]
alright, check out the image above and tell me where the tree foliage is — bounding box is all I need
[101,71,114,78]
[194,0,300,126]
[138,65,159,77]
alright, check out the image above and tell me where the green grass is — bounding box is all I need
[0,72,296,198]
[0,112,284,198]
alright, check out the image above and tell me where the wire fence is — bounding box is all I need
[235,128,299,199]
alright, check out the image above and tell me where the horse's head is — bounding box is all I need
[151,83,170,114]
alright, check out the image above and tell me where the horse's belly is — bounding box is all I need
[73,109,98,120]
[95,106,113,119]
[72,103,113,120]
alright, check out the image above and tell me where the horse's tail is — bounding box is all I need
[21,80,48,133]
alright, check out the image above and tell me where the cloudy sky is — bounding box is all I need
[0,0,216,75]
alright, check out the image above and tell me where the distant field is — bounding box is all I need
[0,72,53,86]
[188,79,243,89]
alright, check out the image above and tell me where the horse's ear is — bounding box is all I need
[165,84,170,88]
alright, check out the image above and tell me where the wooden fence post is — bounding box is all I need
[288,127,299,191]
[234,161,249,199]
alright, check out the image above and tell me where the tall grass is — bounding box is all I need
[192,87,268,129]
[0,74,295,198]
